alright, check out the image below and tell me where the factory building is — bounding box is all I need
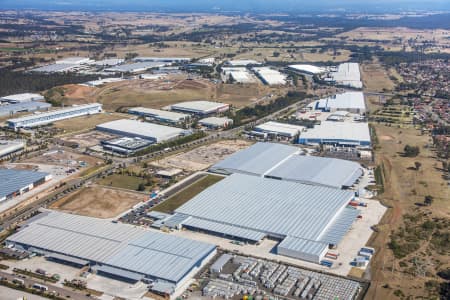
[96,119,187,143]
[6,211,216,292]
[89,58,124,66]
[210,142,363,189]
[254,121,304,139]
[0,93,44,103]
[287,64,327,75]
[167,101,230,116]
[133,57,191,63]
[253,67,287,85]
[0,101,52,117]
[55,57,91,65]
[7,103,102,130]
[100,137,153,155]
[311,92,366,114]
[198,117,233,129]
[225,60,261,66]
[326,63,363,89]
[105,61,167,73]
[173,173,358,263]
[222,67,255,83]
[128,107,189,125]
[0,140,25,158]
[298,121,371,148]
[0,169,52,202]
[31,63,79,73]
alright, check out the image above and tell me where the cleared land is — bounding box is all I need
[152,174,223,213]
[53,112,132,133]
[97,174,148,191]
[50,185,146,218]
[151,139,253,171]
[361,60,395,92]
[366,124,449,299]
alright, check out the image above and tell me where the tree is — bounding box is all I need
[424,195,434,206]
[137,183,145,192]
[414,161,422,171]
[404,145,420,157]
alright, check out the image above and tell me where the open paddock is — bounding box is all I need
[50,185,146,219]
[151,139,253,171]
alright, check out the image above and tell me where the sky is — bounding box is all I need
[2,0,450,13]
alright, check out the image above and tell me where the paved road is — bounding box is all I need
[0,271,95,300]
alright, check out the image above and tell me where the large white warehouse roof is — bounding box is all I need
[6,211,216,284]
[288,64,327,75]
[253,67,287,85]
[210,142,363,188]
[299,121,371,146]
[96,119,185,142]
[313,92,366,113]
[0,93,44,103]
[211,142,299,176]
[128,107,189,123]
[168,101,229,115]
[255,121,304,138]
[329,63,362,89]
[175,174,358,260]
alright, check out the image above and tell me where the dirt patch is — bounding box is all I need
[53,112,132,133]
[365,124,449,299]
[50,185,145,218]
[151,139,253,171]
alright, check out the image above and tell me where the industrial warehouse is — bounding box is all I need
[310,92,366,114]
[0,169,51,202]
[298,122,371,148]
[96,119,187,142]
[167,101,230,116]
[171,173,358,263]
[0,93,44,103]
[7,103,102,130]
[210,142,363,189]
[6,211,217,294]
[0,101,52,117]
[128,107,189,125]
[0,140,25,158]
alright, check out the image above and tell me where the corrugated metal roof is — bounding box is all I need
[299,121,371,144]
[210,142,299,175]
[175,174,354,243]
[169,101,229,114]
[315,92,366,111]
[210,253,232,272]
[7,211,216,284]
[0,102,52,117]
[7,103,101,123]
[96,119,185,142]
[278,236,328,258]
[182,216,266,242]
[266,155,363,188]
[128,107,188,122]
[318,207,360,244]
[0,169,49,199]
[94,265,143,281]
[255,121,304,137]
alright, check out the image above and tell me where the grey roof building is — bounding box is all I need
[175,173,358,263]
[0,169,51,201]
[6,211,216,288]
[210,142,363,188]
[0,101,52,117]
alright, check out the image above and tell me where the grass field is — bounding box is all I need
[152,174,224,213]
[53,112,131,133]
[50,185,146,218]
[361,60,395,92]
[97,173,148,191]
[365,124,449,299]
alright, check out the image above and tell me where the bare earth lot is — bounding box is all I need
[50,185,146,218]
[53,112,132,133]
[151,139,253,171]
[366,124,449,299]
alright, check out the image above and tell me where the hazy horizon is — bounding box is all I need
[2,0,450,13]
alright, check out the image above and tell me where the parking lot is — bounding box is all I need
[200,253,365,300]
